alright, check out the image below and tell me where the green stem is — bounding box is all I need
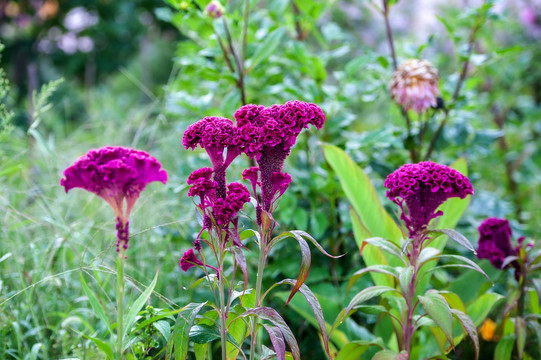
[116,249,126,359]
[249,233,268,360]
[218,265,227,360]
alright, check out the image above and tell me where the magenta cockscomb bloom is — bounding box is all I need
[61,146,168,251]
[180,249,219,274]
[211,182,250,226]
[390,59,440,113]
[236,101,325,213]
[477,218,518,270]
[183,116,243,198]
[384,161,473,235]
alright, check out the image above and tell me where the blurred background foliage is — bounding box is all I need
[0,0,540,358]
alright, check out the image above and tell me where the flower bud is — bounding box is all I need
[206,1,225,19]
[390,59,439,113]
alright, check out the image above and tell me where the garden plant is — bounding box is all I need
[1,0,540,360]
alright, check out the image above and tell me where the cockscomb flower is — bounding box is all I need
[235,101,325,213]
[180,249,219,274]
[390,59,439,113]
[477,218,518,270]
[384,161,473,236]
[60,146,168,251]
[211,182,250,226]
[183,116,243,198]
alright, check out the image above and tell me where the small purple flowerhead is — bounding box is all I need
[60,146,168,221]
[180,248,219,274]
[211,182,250,226]
[187,167,217,201]
[477,218,517,270]
[182,116,241,170]
[390,59,439,113]
[384,161,473,236]
[205,0,225,19]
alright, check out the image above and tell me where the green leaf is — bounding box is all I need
[351,209,394,288]
[166,302,207,360]
[494,334,515,360]
[153,320,172,342]
[194,343,208,360]
[323,144,403,244]
[373,349,409,360]
[189,324,219,344]
[80,274,112,335]
[333,286,401,333]
[123,270,159,341]
[248,27,287,71]
[82,334,114,360]
[466,293,504,327]
[363,237,404,262]
[435,255,492,283]
[334,339,385,360]
[418,291,454,347]
[432,229,476,253]
[399,266,414,297]
[226,312,248,360]
[451,309,479,360]
[417,247,440,269]
[346,265,399,294]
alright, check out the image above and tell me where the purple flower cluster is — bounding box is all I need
[385,161,473,235]
[477,218,518,270]
[180,249,219,273]
[212,183,251,226]
[235,101,325,160]
[60,146,168,251]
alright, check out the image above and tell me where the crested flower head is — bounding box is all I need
[187,167,217,201]
[60,146,167,251]
[235,100,325,160]
[235,101,324,213]
[390,59,439,113]
[61,146,168,220]
[384,161,473,235]
[477,218,517,270]
[211,182,250,226]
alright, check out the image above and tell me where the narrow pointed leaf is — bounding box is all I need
[451,309,479,360]
[494,334,514,360]
[373,349,409,360]
[80,274,112,335]
[417,247,440,268]
[262,324,286,360]
[437,255,492,284]
[272,279,331,359]
[399,266,414,297]
[419,291,454,347]
[363,237,404,262]
[433,229,476,253]
[82,334,114,359]
[515,317,526,359]
[123,270,159,340]
[333,286,400,333]
[334,339,384,360]
[346,265,399,294]
[230,246,248,293]
[240,307,300,360]
[249,27,286,70]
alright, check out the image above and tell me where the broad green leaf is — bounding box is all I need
[418,291,454,346]
[323,144,403,243]
[372,349,409,360]
[226,312,248,360]
[530,321,541,360]
[153,320,172,342]
[466,293,504,326]
[334,339,385,360]
[440,292,466,313]
[333,286,401,333]
[166,302,207,360]
[194,343,208,360]
[351,209,394,288]
[80,274,112,335]
[248,27,287,71]
[494,334,515,360]
[451,309,479,360]
[123,270,159,341]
